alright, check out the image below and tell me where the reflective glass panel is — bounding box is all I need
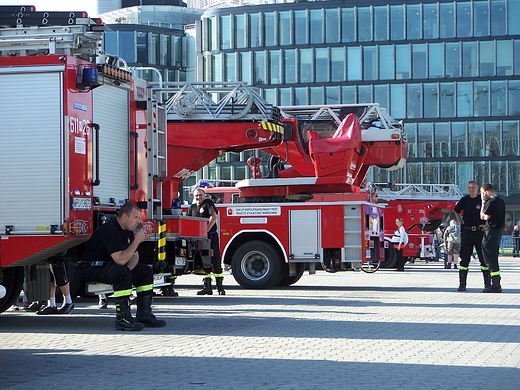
[412,44,426,79]
[331,47,345,82]
[357,7,372,42]
[497,40,513,76]
[407,83,422,118]
[474,81,490,117]
[406,162,421,183]
[220,15,231,49]
[423,83,439,118]
[374,6,388,41]
[300,48,313,83]
[491,161,507,196]
[284,49,297,84]
[310,87,323,105]
[269,50,280,84]
[485,121,501,157]
[342,86,356,104]
[363,46,377,80]
[423,3,438,39]
[509,0,520,35]
[295,87,307,105]
[456,2,472,38]
[428,43,444,78]
[212,53,221,82]
[310,9,323,44]
[250,14,260,47]
[279,11,291,46]
[264,12,275,47]
[104,31,117,57]
[514,40,520,75]
[326,86,340,105]
[121,31,136,62]
[390,5,405,40]
[473,1,489,37]
[374,84,389,109]
[457,82,472,117]
[325,9,339,43]
[207,17,216,51]
[509,161,520,196]
[341,8,355,42]
[254,51,265,84]
[445,42,461,78]
[439,2,455,38]
[435,122,449,158]
[440,162,455,184]
[491,0,506,36]
[508,80,520,115]
[235,14,245,48]
[406,4,421,40]
[279,88,291,106]
[295,10,307,44]
[315,48,329,82]
[418,122,433,158]
[452,122,467,157]
[225,53,236,82]
[503,120,519,156]
[491,80,507,116]
[347,46,362,81]
[479,41,495,77]
[358,85,372,103]
[462,41,478,77]
[240,52,251,83]
[390,84,405,118]
[405,123,417,158]
[468,121,485,157]
[379,46,394,80]
[395,44,410,79]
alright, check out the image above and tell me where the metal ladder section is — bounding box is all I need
[149,82,282,123]
[278,103,406,142]
[146,99,168,221]
[373,183,463,201]
[0,24,104,60]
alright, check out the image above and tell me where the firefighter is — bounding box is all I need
[186,188,225,295]
[480,183,506,293]
[454,181,487,292]
[36,259,74,315]
[81,202,166,331]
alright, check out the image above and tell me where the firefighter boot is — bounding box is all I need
[197,277,213,295]
[215,276,226,295]
[115,297,144,331]
[457,270,468,292]
[483,276,502,293]
[135,292,166,327]
[161,276,179,297]
[482,270,491,289]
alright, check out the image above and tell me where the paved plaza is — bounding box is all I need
[1,257,520,389]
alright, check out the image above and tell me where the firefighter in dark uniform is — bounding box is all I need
[454,181,488,291]
[81,202,166,331]
[480,183,506,293]
[186,188,225,295]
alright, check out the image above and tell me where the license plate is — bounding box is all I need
[72,197,92,210]
[175,257,186,266]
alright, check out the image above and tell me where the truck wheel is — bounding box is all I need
[231,240,284,289]
[277,263,305,287]
[380,243,398,268]
[0,267,24,314]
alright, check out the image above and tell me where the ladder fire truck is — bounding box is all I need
[203,104,407,288]
[373,183,462,268]
[0,7,284,313]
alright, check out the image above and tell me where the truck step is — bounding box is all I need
[86,273,172,295]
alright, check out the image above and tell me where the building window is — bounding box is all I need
[418,122,433,158]
[342,85,356,104]
[508,80,520,115]
[469,121,485,157]
[221,15,231,50]
[254,51,265,84]
[347,46,362,81]
[310,86,323,105]
[374,84,389,110]
[279,88,291,105]
[325,8,340,43]
[412,43,427,79]
[279,11,291,46]
[212,53,222,82]
[136,32,147,63]
[395,44,410,79]
[423,83,439,118]
[407,83,422,118]
[485,121,501,157]
[491,80,507,116]
[363,46,377,81]
[405,122,417,158]
[341,7,355,42]
[456,2,472,38]
[428,43,444,78]
[357,7,372,42]
[294,10,307,45]
[309,9,323,44]
[406,4,421,40]
[457,82,472,117]
[462,41,477,77]
[284,49,296,83]
[358,85,372,103]
[451,122,467,157]
[240,52,251,84]
[423,3,438,39]
[479,41,495,77]
[300,48,313,83]
[326,86,340,105]
[235,14,246,48]
[315,48,329,82]
[390,83,405,118]
[497,40,513,76]
[379,45,394,80]
[491,0,507,36]
[503,121,519,157]
[439,2,455,38]
[374,6,388,41]
[435,122,450,158]
[445,42,461,78]
[225,53,236,82]
[474,81,490,117]
[390,5,405,40]
[119,31,136,62]
[264,12,275,47]
[440,82,455,118]
[509,0,520,35]
[207,17,217,51]
[250,13,260,47]
[269,50,280,84]
[331,47,345,82]
[295,87,307,105]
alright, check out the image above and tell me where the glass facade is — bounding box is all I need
[198,0,520,220]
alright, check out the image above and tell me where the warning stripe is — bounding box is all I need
[260,121,284,135]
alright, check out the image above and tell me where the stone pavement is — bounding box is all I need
[1,256,520,390]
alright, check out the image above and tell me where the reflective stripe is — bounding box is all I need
[113,289,132,297]
[136,284,153,293]
[459,266,469,271]
[203,274,212,279]
[480,265,489,271]
[490,271,501,277]
[213,273,224,278]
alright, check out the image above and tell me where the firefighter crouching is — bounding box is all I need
[186,188,226,295]
[81,202,166,331]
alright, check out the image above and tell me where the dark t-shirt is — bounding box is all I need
[186,198,218,233]
[81,218,134,263]
[482,196,506,230]
[454,194,485,226]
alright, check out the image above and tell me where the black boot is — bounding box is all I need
[197,277,213,295]
[115,297,144,331]
[457,270,468,292]
[136,293,166,327]
[482,270,491,289]
[161,277,179,297]
[483,276,502,293]
[215,277,226,295]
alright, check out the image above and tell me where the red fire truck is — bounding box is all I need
[373,183,461,268]
[203,104,407,288]
[0,8,284,313]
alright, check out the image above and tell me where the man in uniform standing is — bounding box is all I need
[480,183,506,293]
[81,202,166,331]
[186,188,226,295]
[454,181,487,291]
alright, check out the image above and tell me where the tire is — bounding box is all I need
[380,242,398,268]
[0,267,24,314]
[277,263,305,287]
[231,240,284,289]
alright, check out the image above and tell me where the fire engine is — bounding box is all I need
[203,104,407,288]
[372,183,462,268]
[0,7,284,313]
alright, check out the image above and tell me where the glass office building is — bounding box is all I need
[197,0,520,228]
